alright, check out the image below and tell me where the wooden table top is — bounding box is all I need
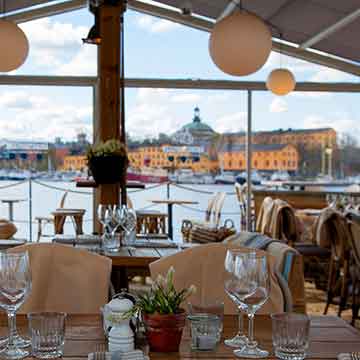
[151,199,199,205]
[3,314,360,359]
[71,240,196,268]
[0,199,26,203]
[0,239,26,249]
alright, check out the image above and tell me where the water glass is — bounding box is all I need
[28,312,67,359]
[271,313,310,360]
[188,302,224,342]
[187,314,221,351]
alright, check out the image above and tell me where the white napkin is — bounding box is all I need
[338,353,352,360]
[88,350,149,360]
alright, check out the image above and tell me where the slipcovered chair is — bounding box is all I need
[9,243,112,313]
[256,197,299,245]
[345,216,360,325]
[150,243,288,314]
[224,232,305,313]
[314,208,351,316]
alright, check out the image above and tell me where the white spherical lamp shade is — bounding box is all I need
[266,68,296,95]
[0,20,29,72]
[209,11,272,76]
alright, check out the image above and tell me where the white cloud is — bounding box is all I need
[171,93,202,103]
[269,98,288,113]
[0,89,92,141]
[135,14,179,33]
[303,114,360,138]
[20,18,89,69]
[214,112,246,133]
[56,45,97,75]
[310,67,355,82]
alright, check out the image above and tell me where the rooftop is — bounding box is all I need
[219,143,292,153]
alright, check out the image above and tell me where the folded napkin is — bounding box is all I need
[88,350,149,360]
[338,353,354,360]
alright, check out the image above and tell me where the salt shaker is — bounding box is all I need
[107,298,135,353]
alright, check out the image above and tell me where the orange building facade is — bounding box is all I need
[224,128,337,150]
[219,144,299,172]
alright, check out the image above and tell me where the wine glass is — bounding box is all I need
[0,252,32,359]
[97,204,113,250]
[224,249,253,348]
[233,253,270,358]
[121,207,137,249]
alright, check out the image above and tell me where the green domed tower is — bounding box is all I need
[173,107,216,145]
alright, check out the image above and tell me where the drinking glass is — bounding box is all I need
[271,313,310,360]
[97,204,114,251]
[233,253,270,358]
[0,252,32,359]
[28,312,67,359]
[224,249,253,348]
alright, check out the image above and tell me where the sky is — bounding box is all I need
[0,5,359,143]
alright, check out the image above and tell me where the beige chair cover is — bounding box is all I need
[269,199,299,245]
[256,197,275,235]
[313,207,349,253]
[9,243,112,314]
[149,243,284,315]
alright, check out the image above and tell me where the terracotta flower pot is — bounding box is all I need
[143,311,186,352]
[88,155,128,184]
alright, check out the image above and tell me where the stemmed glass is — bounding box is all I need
[120,207,137,249]
[233,253,270,358]
[0,252,32,359]
[97,204,113,250]
[224,249,252,348]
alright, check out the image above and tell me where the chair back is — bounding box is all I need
[256,196,275,235]
[8,243,112,313]
[347,219,360,268]
[205,193,218,223]
[211,192,226,227]
[269,199,299,245]
[150,243,285,314]
[58,192,68,209]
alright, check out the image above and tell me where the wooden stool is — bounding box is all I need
[52,209,86,235]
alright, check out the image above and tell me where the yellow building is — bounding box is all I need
[62,155,87,171]
[223,127,337,150]
[128,145,218,173]
[219,144,299,172]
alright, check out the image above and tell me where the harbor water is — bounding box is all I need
[0,181,241,242]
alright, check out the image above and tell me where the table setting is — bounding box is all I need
[0,248,359,360]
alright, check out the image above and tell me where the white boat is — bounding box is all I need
[235,170,262,185]
[177,169,203,184]
[270,171,290,182]
[214,172,235,184]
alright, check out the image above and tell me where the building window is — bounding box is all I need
[254,160,258,167]
[274,160,278,167]
[265,160,270,167]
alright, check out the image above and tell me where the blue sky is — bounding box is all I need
[0,6,358,142]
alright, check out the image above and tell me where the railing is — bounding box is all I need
[0,179,359,242]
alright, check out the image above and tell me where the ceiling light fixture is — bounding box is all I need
[0,1,29,72]
[266,33,296,95]
[209,1,272,76]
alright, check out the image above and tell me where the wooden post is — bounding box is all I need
[94,1,126,231]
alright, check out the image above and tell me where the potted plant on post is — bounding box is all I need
[127,267,196,352]
[86,139,129,185]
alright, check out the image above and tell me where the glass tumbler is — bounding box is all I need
[28,312,67,359]
[187,314,221,351]
[188,301,224,342]
[271,313,310,360]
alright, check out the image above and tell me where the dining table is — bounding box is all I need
[53,237,197,291]
[3,313,360,359]
[150,199,199,240]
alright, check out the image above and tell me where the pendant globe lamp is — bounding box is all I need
[0,19,29,72]
[266,33,296,96]
[209,9,272,76]
[266,68,296,95]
